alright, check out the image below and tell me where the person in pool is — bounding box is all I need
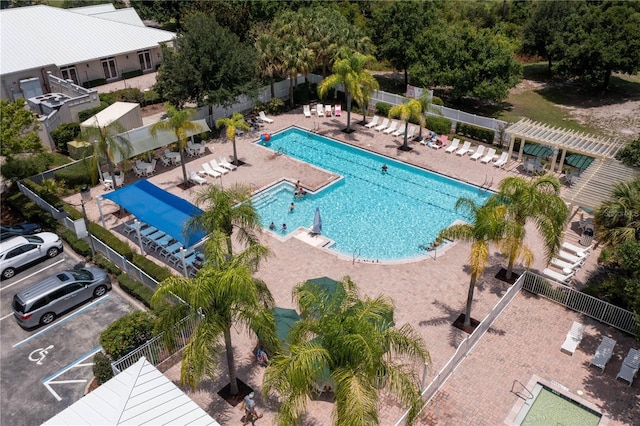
[269,222,275,230]
[382,164,388,173]
[282,223,287,231]
[289,202,295,212]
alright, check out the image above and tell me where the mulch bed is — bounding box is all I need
[452,314,480,334]
[494,268,520,284]
[217,379,253,407]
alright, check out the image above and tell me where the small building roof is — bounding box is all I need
[0,5,175,76]
[43,356,220,426]
[81,102,140,128]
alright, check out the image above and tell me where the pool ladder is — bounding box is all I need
[479,175,493,191]
[511,380,534,401]
[276,147,288,156]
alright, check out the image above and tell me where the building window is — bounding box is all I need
[60,66,78,84]
[138,50,153,71]
[101,57,118,80]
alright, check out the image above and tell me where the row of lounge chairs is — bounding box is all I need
[542,242,592,284]
[560,321,639,385]
[189,157,237,185]
[304,104,342,118]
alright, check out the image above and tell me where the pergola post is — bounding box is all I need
[96,196,106,228]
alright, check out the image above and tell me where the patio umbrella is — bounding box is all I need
[565,154,593,170]
[311,207,322,234]
[523,144,553,158]
[306,276,339,296]
[273,307,301,344]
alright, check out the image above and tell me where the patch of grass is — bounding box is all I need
[522,63,552,82]
[47,153,72,168]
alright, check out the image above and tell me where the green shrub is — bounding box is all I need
[432,96,444,106]
[99,311,156,359]
[425,116,452,135]
[375,102,392,117]
[266,97,285,115]
[142,90,162,106]
[22,179,62,206]
[0,154,50,180]
[4,192,57,228]
[117,275,154,308]
[83,78,107,89]
[616,137,640,168]
[122,69,144,79]
[94,254,122,276]
[133,255,173,282]
[78,102,109,122]
[53,161,94,188]
[93,351,114,385]
[455,122,495,144]
[89,223,134,260]
[50,123,81,155]
[58,227,92,257]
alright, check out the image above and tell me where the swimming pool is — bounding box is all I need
[253,127,491,261]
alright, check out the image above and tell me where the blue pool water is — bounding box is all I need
[253,127,491,261]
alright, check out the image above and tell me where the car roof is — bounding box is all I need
[14,272,73,304]
[0,236,30,253]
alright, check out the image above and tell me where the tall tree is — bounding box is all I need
[215,113,250,167]
[80,120,132,189]
[491,176,568,280]
[151,234,276,396]
[437,198,506,328]
[594,176,640,246]
[255,32,281,99]
[0,99,43,156]
[263,276,430,425]
[281,36,315,107]
[186,183,262,256]
[150,104,202,187]
[388,99,424,152]
[318,51,379,133]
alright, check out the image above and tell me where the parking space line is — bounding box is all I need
[1,313,14,321]
[43,346,102,402]
[12,296,110,349]
[0,258,67,293]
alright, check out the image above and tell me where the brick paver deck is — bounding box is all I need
[64,108,636,425]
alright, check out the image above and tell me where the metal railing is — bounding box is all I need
[522,272,637,335]
[111,315,198,374]
[395,273,525,425]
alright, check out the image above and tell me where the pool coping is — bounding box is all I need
[503,374,609,426]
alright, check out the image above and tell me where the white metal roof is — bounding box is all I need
[0,5,175,75]
[68,4,116,15]
[81,102,140,128]
[506,118,626,159]
[83,8,146,27]
[43,357,220,426]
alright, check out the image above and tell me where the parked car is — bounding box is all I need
[0,223,42,241]
[12,267,111,328]
[0,232,63,279]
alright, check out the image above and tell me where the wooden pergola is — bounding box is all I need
[504,119,627,173]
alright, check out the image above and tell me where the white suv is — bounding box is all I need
[0,232,63,279]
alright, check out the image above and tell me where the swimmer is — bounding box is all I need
[282,223,287,231]
[269,222,275,230]
[289,202,295,212]
[382,164,388,173]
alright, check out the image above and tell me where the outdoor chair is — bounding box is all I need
[334,104,342,116]
[325,104,332,117]
[375,118,390,132]
[189,170,207,185]
[470,145,485,161]
[303,105,312,118]
[160,156,171,167]
[161,242,183,259]
[480,148,497,163]
[316,104,324,117]
[494,152,509,168]
[557,250,587,265]
[456,141,472,156]
[590,336,616,372]
[406,126,416,140]
[542,267,575,285]
[392,123,407,137]
[364,116,380,129]
[562,241,591,256]
[258,111,274,123]
[550,257,582,272]
[219,156,237,171]
[445,139,460,153]
[383,121,398,134]
[561,321,585,356]
[210,159,229,175]
[616,348,640,386]
[201,163,221,178]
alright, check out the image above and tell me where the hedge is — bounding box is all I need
[455,122,495,144]
[4,191,57,229]
[58,228,92,257]
[133,255,173,282]
[83,78,107,89]
[78,102,109,122]
[99,310,156,359]
[93,254,122,276]
[50,123,81,155]
[89,223,134,260]
[117,275,154,308]
[425,116,452,135]
[375,102,392,117]
[53,161,94,188]
[93,351,114,385]
[22,179,62,207]
[122,69,143,80]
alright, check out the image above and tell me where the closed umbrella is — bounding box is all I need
[565,154,593,170]
[523,144,553,158]
[311,207,322,234]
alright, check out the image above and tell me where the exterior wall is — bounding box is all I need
[1,65,57,100]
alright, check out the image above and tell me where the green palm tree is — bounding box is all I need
[185,183,261,256]
[388,99,425,152]
[438,198,506,328]
[255,32,281,99]
[216,113,250,167]
[152,235,276,396]
[318,51,379,133]
[150,104,203,186]
[491,176,568,279]
[594,176,640,245]
[281,36,315,108]
[263,276,430,425]
[415,92,442,140]
[80,119,132,189]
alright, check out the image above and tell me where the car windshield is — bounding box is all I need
[24,235,44,244]
[69,269,93,281]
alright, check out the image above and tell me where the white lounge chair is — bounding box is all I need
[316,104,324,117]
[201,162,221,178]
[590,336,616,372]
[542,267,574,284]
[364,116,380,129]
[456,141,472,156]
[325,104,332,117]
[445,139,460,153]
[616,348,640,385]
[303,105,311,118]
[209,159,229,175]
[470,145,485,161]
[383,121,398,134]
[189,170,207,185]
[494,152,509,168]
[480,148,497,164]
[258,111,274,123]
[557,250,587,265]
[562,242,591,255]
[550,257,582,271]
[219,156,237,171]
[406,126,416,140]
[561,321,585,355]
[392,122,407,137]
[375,118,390,132]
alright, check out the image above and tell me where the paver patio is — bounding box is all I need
[64,107,636,425]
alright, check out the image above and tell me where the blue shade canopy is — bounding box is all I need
[103,180,206,247]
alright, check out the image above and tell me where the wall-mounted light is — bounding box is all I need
[86,64,90,68]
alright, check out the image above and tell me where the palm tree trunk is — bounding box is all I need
[464,274,478,327]
[224,327,239,395]
[107,161,117,190]
[402,120,409,150]
[226,234,234,256]
[179,147,188,186]
[231,137,239,167]
[269,78,275,99]
[289,73,295,107]
[345,93,352,132]
[506,252,516,280]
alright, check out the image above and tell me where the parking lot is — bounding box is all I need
[0,243,138,424]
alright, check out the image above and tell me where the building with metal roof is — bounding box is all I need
[0,4,175,100]
[43,356,220,426]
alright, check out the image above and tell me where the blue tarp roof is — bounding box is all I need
[103,180,206,247]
